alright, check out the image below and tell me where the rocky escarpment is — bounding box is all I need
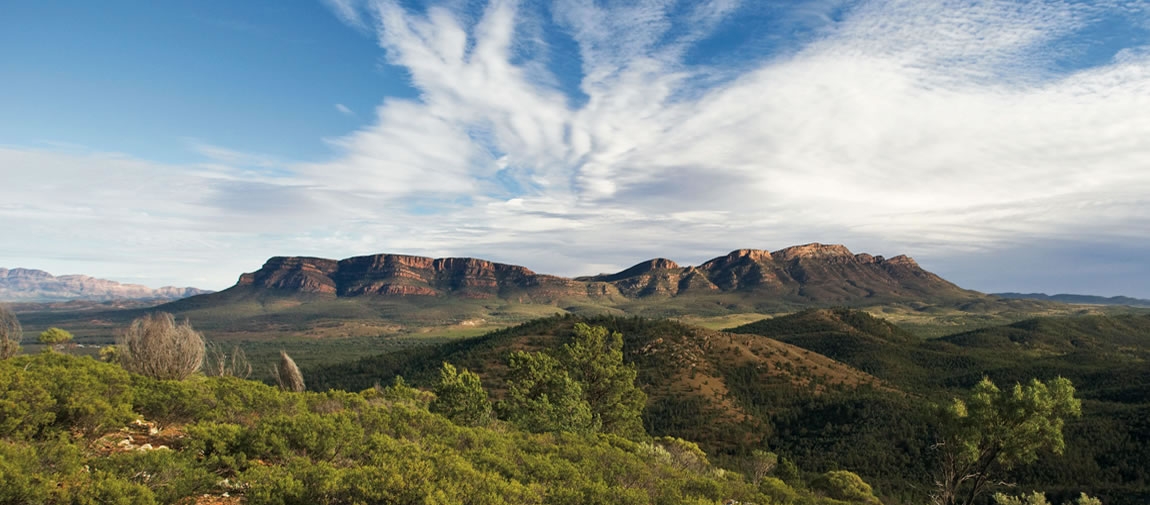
[227,244,970,304]
[235,254,588,300]
[0,268,211,302]
[578,243,963,302]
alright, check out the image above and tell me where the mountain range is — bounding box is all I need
[994,292,1150,307]
[0,267,211,302]
[222,242,974,304]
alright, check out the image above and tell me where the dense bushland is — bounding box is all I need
[1,350,888,504]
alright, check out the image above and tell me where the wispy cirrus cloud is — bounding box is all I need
[3,0,1149,295]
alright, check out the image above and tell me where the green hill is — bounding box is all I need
[308,315,885,454]
[728,310,1150,504]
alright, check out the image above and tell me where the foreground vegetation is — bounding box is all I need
[0,304,1132,504]
[2,350,891,505]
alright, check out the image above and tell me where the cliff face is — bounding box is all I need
[231,244,967,304]
[236,254,588,300]
[0,268,212,302]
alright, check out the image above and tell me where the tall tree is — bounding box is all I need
[932,377,1082,505]
[498,351,595,434]
[431,362,492,427]
[557,323,647,439]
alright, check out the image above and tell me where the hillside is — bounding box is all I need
[308,315,885,453]
[728,310,1150,504]
[3,351,875,505]
[0,267,210,302]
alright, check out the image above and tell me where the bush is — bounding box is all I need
[431,362,492,427]
[38,327,74,352]
[118,312,205,380]
[759,476,800,504]
[811,470,882,504]
[5,353,135,438]
[89,450,215,503]
[0,362,56,439]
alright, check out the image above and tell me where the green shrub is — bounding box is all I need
[0,363,56,439]
[811,470,882,504]
[183,421,250,476]
[131,375,215,428]
[760,476,800,504]
[247,411,365,462]
[6,353,134,438]
[89,450,212,504]
[431,362,493,427]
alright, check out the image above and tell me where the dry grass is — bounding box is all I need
[273,351,305,392]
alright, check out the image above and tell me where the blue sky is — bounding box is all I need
[1,0,1149,297]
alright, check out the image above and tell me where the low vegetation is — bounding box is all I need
[2,350,889,504]
[0,305,1130,504]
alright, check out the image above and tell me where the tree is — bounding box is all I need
[273,351,305,392]
[811,470,882,505]
[0,305,21,359]
[430,362,492,427]
[556,323,647,438]
[38,327,73,352]
[498,351,594,433]
[932,377,1082,505]
[117,312,205,380]
[747,449,779,483]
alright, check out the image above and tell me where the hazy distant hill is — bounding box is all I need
[0,267,211,302]
[994,292,1150,307]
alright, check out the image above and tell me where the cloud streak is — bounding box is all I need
[3,0,1149,296]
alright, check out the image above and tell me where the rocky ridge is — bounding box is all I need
[0,268,211,302]
[227,243,970,304]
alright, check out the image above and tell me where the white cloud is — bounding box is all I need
[335,103,355,116]
[3,0,1149,295]
[321,0,368,30]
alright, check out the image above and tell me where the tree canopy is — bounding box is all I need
[557,322,647,439]
[431,362,492,427]
[38,327,73,352]
[934,377,1082,505]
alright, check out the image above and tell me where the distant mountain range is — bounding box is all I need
[222,243,975,305]
[993,292,1150,307]
[0,268,211,302]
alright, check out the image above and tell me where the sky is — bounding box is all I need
[1,0,1149,297]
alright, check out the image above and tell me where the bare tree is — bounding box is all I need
[0,305,21,359]
[117,312,205,380]
[204,342,253,379]
[273,350,305,392]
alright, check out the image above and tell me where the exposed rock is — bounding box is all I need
[221,243,968,305]
[0,268,212,302]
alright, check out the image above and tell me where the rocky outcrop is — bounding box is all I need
[226,243,969,305]
[0,268,212,302]
[236,254,586,300]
